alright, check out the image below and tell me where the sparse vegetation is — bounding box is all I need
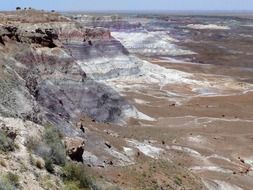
[26,126,102,188]
[43,125,66,166]
[107,187,121,190]
[0,177,15,190]
[45,158,54,173]
[26,137,40,152]
[0,129,15,153]
[41,175,59,190]
[62,162,100,190]
[15,7,21,11]
[174,176,182,186]
[64,181,80,190]
[5,172,19,187]
[0,172,19,190]
[36,158,44,169]
[26,124,66,173]
[29,154,44,169]
[62,163,91,189]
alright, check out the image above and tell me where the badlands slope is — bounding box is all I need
[0,10,253,190]
[71,13,253,190]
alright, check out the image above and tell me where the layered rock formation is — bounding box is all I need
[0,20,132,137]
[4,10,252,190]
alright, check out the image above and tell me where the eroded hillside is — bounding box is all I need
[1,9,253,190]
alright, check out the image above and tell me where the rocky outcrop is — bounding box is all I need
[0,25,61,48]
[65,137,85,162]
[83,28,111,42]
[82,151,105,167]
[58,25,112,44]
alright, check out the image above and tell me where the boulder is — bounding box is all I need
[65,137,85,162]
[82,151,105,168]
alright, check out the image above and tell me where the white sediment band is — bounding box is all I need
[186,24,230,30]
[127,139,163,159]
[111,31,195,56]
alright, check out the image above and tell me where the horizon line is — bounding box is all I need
[1,8,253,12]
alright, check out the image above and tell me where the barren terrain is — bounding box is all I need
[0,10,253,190]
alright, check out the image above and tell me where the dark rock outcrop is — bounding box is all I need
[0,25,60,48]
[65,137,85,162]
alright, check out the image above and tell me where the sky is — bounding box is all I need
[1,0,253,11]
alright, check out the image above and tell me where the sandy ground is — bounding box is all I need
[75,16,253,188]
[125,59,253,189]
[81,57,253,189]
[75,27,253,187]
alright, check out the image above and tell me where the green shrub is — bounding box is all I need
[26,136,40,151]
[26,124,66,173]
[45,158,54,173]
[0,177,15,190]
[0,130,15,152]
[62,163,101,190]
[0,172,19,190]
[5,172,19,187]
[43,126,66,166]
[43,126,62,145]
[48,141,66,166]
[64,181,80,190]
[41,176,59,190]
[174,176,182,186]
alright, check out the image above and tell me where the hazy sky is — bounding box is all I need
[1,0,253,11]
